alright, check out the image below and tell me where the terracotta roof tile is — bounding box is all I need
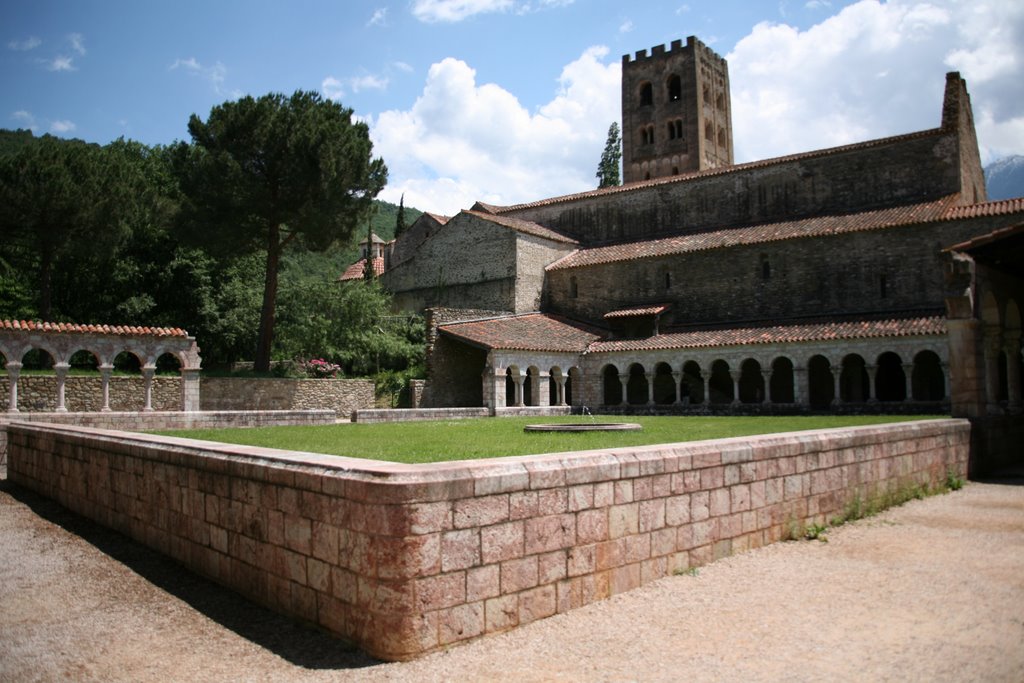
[338,257,385,281]
[590,315,947,352]
[944,196,1024,220]
[547,195,959,271]
[439,313,602,353]
[945,222,1024,253]
[491,128,948,214]
[462,210,578,245]
[425,212,451,225]
[0,320,189,337]
[604,304,670,319]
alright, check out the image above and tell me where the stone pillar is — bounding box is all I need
[672,372,683,406]
[699,370,709,406]
[513,375,524,407]
[1005,339,1022,412]
[793,366,807,406]
[983,328,1002,414]
[646,370,655,406]
[761,369,773,404]
[902,363,915,402]
[142,366,156,412]
[866,365,879,404]
[99,364,113,412]
[941,362,951,402]
[554,375,567,406]
[830,366,842,406]
[538,370,551,408]
[6,361,22,413]
[618,374,629,407]
[729,369,742,407]
[181,368,201,412]
[54,363,70,412]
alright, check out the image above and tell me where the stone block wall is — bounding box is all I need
[1,376,182,412]
[7,418,968,661]
[200,378,374,418]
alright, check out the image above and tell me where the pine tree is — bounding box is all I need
[395,193,407,239]
[596,122,622,188]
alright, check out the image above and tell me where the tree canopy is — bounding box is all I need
[596,122,622,189]
[175,90,388,371]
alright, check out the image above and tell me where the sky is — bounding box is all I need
[3,0,1023,216]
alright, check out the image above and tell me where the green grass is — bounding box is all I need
[153,414,935,465]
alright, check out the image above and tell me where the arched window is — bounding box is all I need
[569,275,578,299]
[808,355,833,409]
[771,357,795,403]
[639,82,653,106]
[704,122,714,141]
[653,362,676,405]
[840,354,869,403]
[875,352,906,402]
[664,271,672,290]
[911,350,945,401]
[682,360,704,404]
[716,93,725,110]
[667,75,682,102]
[627,363,648,405]
[708,359,733,405]
[602,364,622,405]
[738,359,763,403]
[718,127,727,147]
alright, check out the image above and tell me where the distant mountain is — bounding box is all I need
[984,155,1024,200]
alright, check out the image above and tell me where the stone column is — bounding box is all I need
[54,363,70,412]
[554,375,567,406]
[513,374,524,407]
[729,369,742,407]
[98,364,114,412]
[699,370,710,406]
[983,328,1002,414]
[866,365,879,404]
[618,374,629,406]
[646,370,655,406]
[142,366,156,412]
[1005,339,1022,412]
[672,371,683,406]
[538,370,551,407]
[941,362,951,402]
[181,368,201,412]
[902,363,915,402]
[761,369,773,405]
[830,366,842,406]
[6,361,22,413]
[793,366,808,407]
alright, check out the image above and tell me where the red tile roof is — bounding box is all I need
[547,195,959,271]
[945,222,1024,252]
[439,313,602,353]
[0,320,189,337]
[425,212,451,225]
[338,257,385,281]
[604,304,670,319]
[944,196,1024,220]
[590,315,947,352]
[437,313,945,353]
[488,127,948,214]
[462,210,578,245]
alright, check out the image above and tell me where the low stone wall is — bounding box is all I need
[200,378,374,419]
[7,418,969,661]
[1,376,182,412]
[353,407,491,423]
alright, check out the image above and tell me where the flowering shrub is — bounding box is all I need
[303,358,342,379]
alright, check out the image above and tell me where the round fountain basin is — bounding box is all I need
[524,423,642,432]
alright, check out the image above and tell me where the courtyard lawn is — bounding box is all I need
[153,414,939,465]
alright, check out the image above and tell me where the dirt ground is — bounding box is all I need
[1,466,1022,683]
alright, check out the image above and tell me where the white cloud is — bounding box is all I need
[322,73,390,101]
[8,36,41,51]
[368,7,388,26]
[394,61,414,73]
[727,0,1024,164]
[11,110,38,131]
[619,20,634,34]
[68,33,85,56]
[49,119,76,134]
[170,57,231,96]
[47,55,76,72]
[411,0,571,22]
[371,46,620,214]
[351,74,389,93]
[322,76,345,101]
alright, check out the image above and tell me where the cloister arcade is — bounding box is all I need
[1,322,202,413]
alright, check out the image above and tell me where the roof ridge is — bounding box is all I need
[0,319,189,337]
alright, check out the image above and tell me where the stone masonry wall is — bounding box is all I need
[8,418,968,661]
[200,378,374,419]
[1,376,182,412]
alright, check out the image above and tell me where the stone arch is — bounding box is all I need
[567,366,581,407]
[717,127,727,148]
[708,359,733,405]
[875,351,906,402]
[505,366,518,406]
[639,81,653,106]
[602,364,622,406]
[911,350,945,401]
[807,355,833,410]
[69,348,101,372]
[980,290,1000,325]
[653,362,676,405]
[548,366,562,406]
[704,121,714,142]
[667,74,681,102]
[738,358,763,403]
[626,363,648,405]
[840,354,869,403]
[771,357,795,403]
[114,350,144,374]
[155,351,183,374]
[21,346,56,370]
[681,360,703,404]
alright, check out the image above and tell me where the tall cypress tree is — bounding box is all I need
[596,122,622,188]
[395,193,407,239]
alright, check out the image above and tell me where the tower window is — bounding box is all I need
[639,82,653,106]
[667,119,683,140]
[665,272,672,290]
[716,93,725,110]
[667,75,682,102]
[761,257,770,281]
[570,276,578,299]
[640,124,655,145]
[704,122,714,141]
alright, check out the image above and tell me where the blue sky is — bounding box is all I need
[3,0,1023,215]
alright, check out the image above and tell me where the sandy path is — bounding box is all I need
[1,473,1022,682]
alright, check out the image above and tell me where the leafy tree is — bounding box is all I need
[596,122,622,188]
[174,90,388,371]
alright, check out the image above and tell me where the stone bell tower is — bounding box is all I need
[621,36,733,183]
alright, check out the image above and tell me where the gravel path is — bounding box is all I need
[2,471,1022,682]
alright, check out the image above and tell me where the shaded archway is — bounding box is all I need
[840,354,869,403]
[912,351,945,401]
[770,357,795,403]
[523,366,539,407]
[626,363,648,405]
[602,364,622,406]
[549,367,562,406]
[681,361,703,404]
[875,352,906,402]
[808,355,833,410]
[653,362,676,405]
[738,358,763,403]
[567,367,581,407]
[505,367,517,406]
[708,359,733,405]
